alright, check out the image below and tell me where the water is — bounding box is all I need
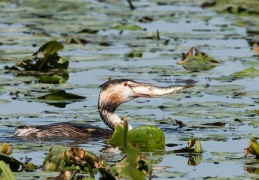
[0,0,259,179]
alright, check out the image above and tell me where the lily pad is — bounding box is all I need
[114,24,145,31]
[128,125,165,150]
[5,41,68,71]
[109,121,152,180]
[37,90,85,101]
[124,49,143,58]
[178,47,220,71]
[232,66,259,77]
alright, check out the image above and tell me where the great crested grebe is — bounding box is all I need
[14,79,188,139]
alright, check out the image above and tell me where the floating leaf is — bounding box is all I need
[109,121,152,179]
[78,28,99,34]
[232,66,259,77]
[37,90,85,101]
[66,36,90,45]
[43,145,113,179]
[124,49,143,58]
[251,109,259,115]
[5,41,68,71]
[37,41,64,57]
[35,73,69,84]
[178,47,220,71]
[114,24,145,31]
[128,126,165,150]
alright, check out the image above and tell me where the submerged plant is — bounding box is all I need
[5,41,69,71]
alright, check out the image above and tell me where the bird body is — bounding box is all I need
[14,79,188,139]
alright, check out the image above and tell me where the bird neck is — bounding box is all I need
[98,89,134,131]
[98,107,122,130]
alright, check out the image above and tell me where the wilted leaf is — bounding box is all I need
[244,138,259,158]
[167,138,203,154]
[178,47,220,71]
[0,143,12,155]
[43,145,113,179]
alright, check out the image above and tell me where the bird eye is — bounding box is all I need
[124,82,128,86]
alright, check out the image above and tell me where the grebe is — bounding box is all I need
[14,79,188,139]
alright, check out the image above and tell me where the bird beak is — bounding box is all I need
[129,82,155,98]
[130,81,189,98]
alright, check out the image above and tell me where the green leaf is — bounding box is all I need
[128,125,165,150]
[193,140,203,153]
[109,121,152,179]
[232,66,259,77]
[5,41,68,71]
[251,138,259,155]
[178,47,220,71]
[0,143,12,155]
[0,153,36,172]
[37,40,64,57]
[37,90,86,100]
[124,49,143,58]
[43,145,67,171]
[43,145,113,179]
[109,123,126,146]
[0,161,15,180]
[114,24,145,31]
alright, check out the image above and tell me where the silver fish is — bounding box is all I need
[131,84,192,97]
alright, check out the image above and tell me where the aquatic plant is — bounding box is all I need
[178,47,220,71]
[5,41,68,71]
